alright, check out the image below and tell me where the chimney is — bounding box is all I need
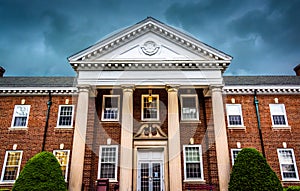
[0,67,5,77]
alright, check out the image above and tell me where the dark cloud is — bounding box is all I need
[1,0,299,76]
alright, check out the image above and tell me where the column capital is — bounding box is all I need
[210,84,224,93]
[76,84,97,97]
[121,84,135,92]
[166,84,180,92]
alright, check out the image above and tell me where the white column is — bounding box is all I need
[211,85,230,191]
[69,85,92,191]
[166,85,182,191]
[119,85,134,191]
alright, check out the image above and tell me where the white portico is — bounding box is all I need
[68,17,232,191]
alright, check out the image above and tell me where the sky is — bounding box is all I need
[1,0,300,76]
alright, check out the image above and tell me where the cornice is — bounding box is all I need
[223,86,300,95]
[0,87,78,96]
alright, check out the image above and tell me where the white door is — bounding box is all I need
[137,150,164,191]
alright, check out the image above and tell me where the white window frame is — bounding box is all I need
[183,145,204,181]
[231,149,242,165]
[180,94,199,121]
[53,150,70,181]
[11,105,30,128]
[56,105,75,128]
[1,150,23,183]
[226,104,244,128]
[270,104,289,128]
[277,148,299,181]
[98,145,118,182]
[101,95,120,121]
[141,94,159,121]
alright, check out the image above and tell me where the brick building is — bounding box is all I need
[1,17,300,191]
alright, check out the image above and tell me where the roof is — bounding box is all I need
[0,76,299,87]
[223,76,300,86]
[0,77,76,87]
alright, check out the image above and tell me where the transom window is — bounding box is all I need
[270,104,288,127]
[102,95,120,121]
[180,95,199,121]
[277,149,299,181]
[11,105,30,127]
[231,149,242,165]
[57,105,74,127]
[183,145,203,180]
[226,104,244,127]
[53,150,70,181]
[142,95,159,121]
[1,151,23,183]
[98,146,118,181]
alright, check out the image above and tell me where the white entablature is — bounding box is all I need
[69,17,232,72]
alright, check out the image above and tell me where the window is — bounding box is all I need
[270,104,288,127]
[102,95,120,121]
[181,95,199,121]
[53,150,70,181]
[231,149,242,165]
[142,95,159,120]
[98,146,118,181]
[183,145,203,180]
[11,105,30,127]
[57,105,74,127]
[277,149,299,181]
[1,151,23,183]
[226,104,244,127]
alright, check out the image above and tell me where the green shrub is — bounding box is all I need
[285,186,300,191]
[12,151,67,191]
[229,148,283,191]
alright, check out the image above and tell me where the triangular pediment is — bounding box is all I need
[68,17,232,71]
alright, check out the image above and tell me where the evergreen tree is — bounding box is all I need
[229,148,282,191]
[12,151,67,191]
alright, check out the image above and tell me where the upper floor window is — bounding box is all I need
[142,94,159,121]
[180,95,199,121]
[98,145,118,181]
[1,151,23,183]
[53,150,70,181]
[231,149,242,165]
[11,105,30,127]
[102,95,120,121]
[277,149,299,181]
[57,105,74,127]
[226,104,244,127]
[183,145,204,181]
[269,104,288,127]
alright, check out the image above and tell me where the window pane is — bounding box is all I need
[273,115,286,125]
[3,152,21,181]
[185,147,200,162]
[100,163,116,178]
[182,97,196,108]
[54,150,69,180]
[143,96,158,120]
[229,115,242,126]
[103,97,119,120]
[100,147,117,179]
[186,163,201,178]
[182,96,198,120]
[13,117,27,126]
[58,106,73,126]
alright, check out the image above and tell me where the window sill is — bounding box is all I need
[183,179,205,183]
[55,126,74,130]
[180,120,201,124]
[282,179,300,182]
[0,181,15,184]
[101,120,120,122]
[272,125,291,130]
[9,127,28,131]
[228,126,246,130]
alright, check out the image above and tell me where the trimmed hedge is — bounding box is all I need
[229,148,283,191]
[12,151,67,191]
[284,186,300,191]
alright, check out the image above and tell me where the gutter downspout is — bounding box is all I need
[42,90,52,151]
[254,90,266,157]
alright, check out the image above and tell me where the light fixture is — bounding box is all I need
[189,138,194,145]
[231,98,235,104]
[13,144,18,150]
[21,99,26,105]
[65,99,69,104]
[60,143,64,150]
[148,90,153,103]
[274,98,279,104]
[107,138,112,145]
[237,142,241,149]
[283,142,287,148]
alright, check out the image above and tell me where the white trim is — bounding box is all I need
[141,94,159,121]
[180,94,199,121]
[231,149,242,165]
[226,104,244,128]
[269,104,289,128]
[56,105,75,128]
[53,150,70,181]
[11,105,30,128]
[98,145,118,182]
[101,95,120,121]
[0,150,23,183]
[277,148,299,181]
[0,87,77,95]
[223,85,300,95]
[183,145,204,181]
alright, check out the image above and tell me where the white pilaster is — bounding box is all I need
[211,85,230,191]
[166,85,182,191]
[69,85,92,191]
[119,85,135,191]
